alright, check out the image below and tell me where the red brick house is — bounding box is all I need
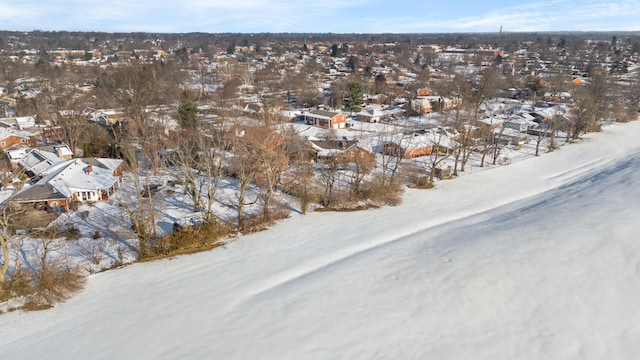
[304,110,347,129]
[0,129,35,150]
[309,139,375,167]
[416,87,433,97]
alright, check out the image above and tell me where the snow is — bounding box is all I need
[3,121,640,359]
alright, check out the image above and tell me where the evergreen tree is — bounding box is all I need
[344,82,364,115]
[177,101,199,131]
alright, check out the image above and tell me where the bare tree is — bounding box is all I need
[569,67,611,140]
[200,147,225,224]
[228,142,258,230]
[318,156,343,208]
[347,149,375,197]
[491,123,507,165]
[55,109,91,156]
[291,161,316,215]
[0,206,24,286]
[426,128,454,182]
[255,144,288,221]
[99,64,172,257]
[279,125,316,214]
[171,100,206,213]
[377,126,405,189]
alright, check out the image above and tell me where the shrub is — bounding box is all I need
[62,225,81,240]
[363,181,404,206]
[1,265,32,302]
[1,260,85,310]
[146,220,232,258]
[28,264,85,308]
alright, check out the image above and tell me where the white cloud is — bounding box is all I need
[367,0,640,33]
[0,0,638,33]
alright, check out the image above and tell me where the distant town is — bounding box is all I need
[0,30,638,310]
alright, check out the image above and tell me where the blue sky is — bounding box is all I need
[1,0,639,33]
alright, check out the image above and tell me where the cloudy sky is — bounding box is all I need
[1,0,639,33]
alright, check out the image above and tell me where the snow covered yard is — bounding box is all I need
[2,120,640,359]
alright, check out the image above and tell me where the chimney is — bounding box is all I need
[84,165,93,174]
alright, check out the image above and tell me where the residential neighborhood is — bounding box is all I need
[1,30,639,310]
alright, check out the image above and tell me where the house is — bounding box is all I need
[18,149,66,177]
[37,144,74,160]
[411,97,433,114]
[494,128,530,146]
[304,109,347,129]
[544,91,571,101]
[309,138,375,167]
[16,144,74,177]
[571,77,585,85]
[0,128,36,150]
[91,109,128,126]
[383,133,433,158]
[4,147,30,164]
[356,106,405,123]
[14,116,37,130]
[9,158,124,211]
[382,129,458,158]
[41,125,65,141]
[416,87,433,97]
[504,116,532,133]
[530,108,561,123]
[223,124,284,151]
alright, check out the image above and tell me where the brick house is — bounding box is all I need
[304,110,347,129]
[416,87,433,97]
[0,128,35,150]
[9,158,124,211]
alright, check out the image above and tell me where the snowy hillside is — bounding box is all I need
[2,121,640,359]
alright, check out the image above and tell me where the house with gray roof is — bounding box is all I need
[304,109,347,129]
[9,158,123,211]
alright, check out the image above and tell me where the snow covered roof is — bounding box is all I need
[0,128,34,141]
[519,112,536,121]
[41,158,122,198]
[84,158,124,173]
[507,115,534,124]
[36,144,74,158]
[14,116,36,129]
[12,158,123,203]
[309,139,359,157]
[358,106,404,118]
[18,149,66,176]
[5,147,29,161]
[399,129,458,150]
[307,109,340,120]
[532,107,561,119]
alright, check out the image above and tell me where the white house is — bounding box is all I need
[14,116,37,130]
[10,158,124,210]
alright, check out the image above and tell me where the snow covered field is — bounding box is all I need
[2,121,640,359]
